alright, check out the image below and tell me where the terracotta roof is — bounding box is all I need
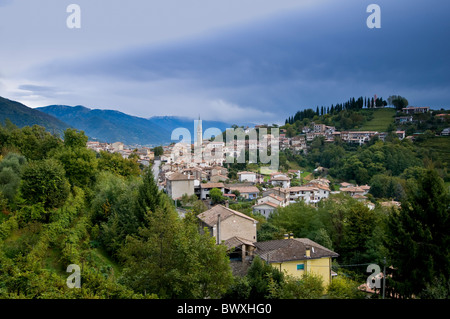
[267,193,284,202]
[307,182,331,191]
[197,205,258,227]
[227,186,260,194]
[223,236,256,250]
[254,238,339,263]
[200,182,225,189]
[340,182,354,187]
[270,187,290,194]
[340,186,365,193]
[167,172,192,181]
[270,175,291,181]
[289,186,318,192]
[253,201,279,209]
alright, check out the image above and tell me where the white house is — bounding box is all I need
[269,175,291,189]
[288,186,320,204]
[237,171,257,183]
[257,193,288,207]
[252,202,278,219]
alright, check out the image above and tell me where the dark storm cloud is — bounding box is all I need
[25,0,450,122]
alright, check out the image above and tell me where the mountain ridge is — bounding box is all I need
[0,96,71,134]
[37,104,235,146]
[1,96,241,146]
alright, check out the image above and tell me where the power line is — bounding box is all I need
[333,262,376,268]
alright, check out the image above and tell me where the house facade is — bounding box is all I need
[288,186,320,204]
[237,171,257,183]
[227,186,260,200]
[166,172,195,200]
[253,238,339,287]
[252,201,278,219]
[197,205,258,244]
[269,175,291,189]
[200,182,225,200]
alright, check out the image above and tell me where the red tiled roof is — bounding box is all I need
[197,205,258,227]
[200,183,225,189]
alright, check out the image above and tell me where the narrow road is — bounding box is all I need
[152,159,162,190]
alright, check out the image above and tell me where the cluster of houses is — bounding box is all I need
[159,158,374,218]
[197,204,339,286]
[84,118,420,294]
[86,141,154,166]
[279,122,407,149]
[85,123,375,217]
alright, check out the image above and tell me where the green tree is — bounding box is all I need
[94,174,142,256]
[246,255,284,299]
[20,159,70,210]
[274,273,324,299]
[340,201,377,265]
[63,128,88,148]
[153,146,164,157]
[98,150,140,177]
[210,188,225,205]
[118,205,233,298]
[269,202,327,240]
[388,95,409,111]
[7,125,62,160]
[384,169,450,298]
[327,275,365,299]
[192,199,208,215]
[136,167,162,222]
[0,153,27,203]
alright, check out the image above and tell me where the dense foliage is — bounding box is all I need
[0,123,233,299]
[0,120,448,300]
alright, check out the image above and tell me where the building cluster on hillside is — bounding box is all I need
[158,150,374,217]
[197,204,339,285]
[88,111,442,219]
[280,122,406,150]
[86,141,154,166]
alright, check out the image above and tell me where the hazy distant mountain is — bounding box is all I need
[37,105,171,146]
[0,96,71,134]
[37,105,235,146]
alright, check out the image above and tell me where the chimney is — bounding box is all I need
[289,233,294,239]
[216,214,221,245]
[284,234,289,240]
[225,200,229,208]
[305,245,311,258]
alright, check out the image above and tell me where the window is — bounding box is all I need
[297,264,304,270]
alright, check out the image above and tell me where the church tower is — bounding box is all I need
[196,115,202,148]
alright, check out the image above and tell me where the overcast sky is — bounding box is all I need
[1,0,449,124]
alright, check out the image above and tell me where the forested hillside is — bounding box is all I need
[0,96,70,135]
[0,123,232,298]
[0,121,449,299]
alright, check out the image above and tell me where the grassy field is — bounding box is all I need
[356,108,396,132]
[415,136,450,165]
